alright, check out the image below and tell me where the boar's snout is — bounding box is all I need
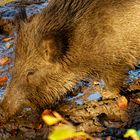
[0,84,29,122]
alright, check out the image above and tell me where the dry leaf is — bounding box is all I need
[42,109,63,126]
[33,124,42,129]
[130,98,140,105]
[0,76,8,84]
[106,136,111,140]
[52,111,63,119]
[2,37,12,42]
[5,42,12,48]
[124,129,140,140]
[0,57,9,65]
[48,125,90,140]
[117,96,128,109]
[93,81,99,85]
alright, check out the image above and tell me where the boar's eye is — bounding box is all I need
[26,69,36,82]
[27,71,34,76]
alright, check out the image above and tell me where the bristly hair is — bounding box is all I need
[33,0,94,34]
[14,7,27,31]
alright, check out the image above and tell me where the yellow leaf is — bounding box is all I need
[49,125,93,140]
[42,115,62,126]
[53,111,63,119]
[42,109,63,125]
[49,125,75,140]
[0,0,16,6]
[74,131,94,139]
[124,129,140,140]
[93,81,99,85]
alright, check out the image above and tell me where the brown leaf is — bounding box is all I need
[6,42,12,48]
[42,109,52,116]
[0,57,9,65]
[10,129,18,136]
[128,79,140,91]
[130,98,140,105]
[106,136,111,140]
[33,124,42,129]
[2,37,12,42]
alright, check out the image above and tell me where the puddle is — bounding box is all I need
[0,0,48,97]
[0,1,48,19]
[0,35,14,97]
[87,92,102,101]
[0,0,140,99]
[128,69,140,82]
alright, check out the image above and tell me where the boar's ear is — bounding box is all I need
[14,8,27,31]
[41,34,68,63]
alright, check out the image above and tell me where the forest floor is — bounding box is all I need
[0,0,140,139]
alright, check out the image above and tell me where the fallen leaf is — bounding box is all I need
[49,125,75,140]
[73,136,89,140]
[124,129,140,140]
[93,81,99,85]
[2,37,12,42]
[5,42,12,48]
[53,111,63,120]
[106,136,111,140]
[42,109,52,116]
[74,131,88,138]
[42,115,62,126]
[0,57,9,65]
[128,79,140,91]
[33,124,42,129]
[0,76,8,84]
[130,98,140,105]
[49,125,93,140]
[42,109,63,126]
[10,129,18,136]
[42,110,94,140]
[117,96,128,109]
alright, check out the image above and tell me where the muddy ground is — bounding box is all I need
[0,1,140,139]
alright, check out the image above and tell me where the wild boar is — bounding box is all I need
[0,0,140,122]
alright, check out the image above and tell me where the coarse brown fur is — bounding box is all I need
[0,0,140,121]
